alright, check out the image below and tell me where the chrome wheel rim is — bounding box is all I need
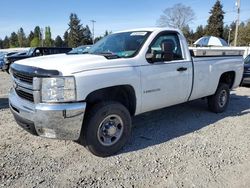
[97,114,124,146]
[219,90,227,108]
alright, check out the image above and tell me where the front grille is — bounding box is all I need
[15,89,34,102]
[12,70,33,84]
[11,69,35,102]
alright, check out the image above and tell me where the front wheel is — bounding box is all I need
[79,101,132,157]
[208,83,230,113]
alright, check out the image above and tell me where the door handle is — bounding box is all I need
[177,67,187,72]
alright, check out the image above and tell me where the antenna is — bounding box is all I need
[90,20,96,44]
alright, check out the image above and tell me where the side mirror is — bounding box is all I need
[146,51,156,63]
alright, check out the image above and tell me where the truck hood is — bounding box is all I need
[14,54,132,75]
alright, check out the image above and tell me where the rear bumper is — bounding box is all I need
[9,88,86,140]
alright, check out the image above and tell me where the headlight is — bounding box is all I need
[41,77,76,103]
[4,57,8,63]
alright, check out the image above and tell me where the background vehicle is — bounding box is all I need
[3,47,72,72]
[9,28,244,157]
[0,52,19,71]
[68,45,92,54]
[242,54,250,85]
[0,59,4,70]
[0,53,6,70]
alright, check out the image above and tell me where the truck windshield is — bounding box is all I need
[28,48,35,56]
[88,31,151,58]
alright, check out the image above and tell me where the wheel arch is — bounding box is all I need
[85,85,137,116]
[218,71,236,89]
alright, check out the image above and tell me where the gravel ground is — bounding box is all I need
[0,71,250,188]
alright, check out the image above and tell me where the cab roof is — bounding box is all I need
[114,27,181,34]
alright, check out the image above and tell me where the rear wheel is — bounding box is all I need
[79,101,132,157]
[208,83,230,113]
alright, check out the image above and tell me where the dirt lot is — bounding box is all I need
[0,71,250,188]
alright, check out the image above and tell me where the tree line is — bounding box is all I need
[1,1,250,49]
[0,13,110,49]
[157,0,250,46]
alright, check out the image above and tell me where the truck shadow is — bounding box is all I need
[121,93,250,154]
[0,98,9,109]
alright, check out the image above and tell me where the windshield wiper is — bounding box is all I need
[67,51,90,55]
[95,52,122,59]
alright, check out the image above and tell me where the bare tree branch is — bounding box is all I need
[157,3,195,30]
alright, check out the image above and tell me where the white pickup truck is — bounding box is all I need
[9,28,243,157]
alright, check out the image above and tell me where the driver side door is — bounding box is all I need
[140,32,193,113]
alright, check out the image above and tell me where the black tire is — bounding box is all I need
[79,101,131,157]
[208,83,230,113]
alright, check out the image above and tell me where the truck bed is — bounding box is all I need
[189,55,244,101]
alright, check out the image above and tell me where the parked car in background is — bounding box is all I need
[0,53,6,70]
[0,58,4,70]
[68,45,92,54]
[0,51,19,71]
[2,47,72,73]
[242,54,250,85]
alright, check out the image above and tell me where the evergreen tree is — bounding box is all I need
[68,13,84,47]
[44,26,52,47]
[223,25,230,44]
[206,0,225,38]
[27,31,34,47]
[17,27,26,47]
[238,21,250,46]
[3,36,10,48]
[94,36,103,43]
[0,39,3,49]
[82,25,92,44]
[95,31,113,43]
[33,26,42,46]
[63,31,69,47]
[34,26,41,38]
[182,25,194,45]
[9,32,19,47]
[54,35,64,47]
[30,37,40,47]
[104,30,109,37]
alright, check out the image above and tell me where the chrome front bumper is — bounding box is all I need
[9,88,86,140]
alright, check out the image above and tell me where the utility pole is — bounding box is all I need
[228,28,232,46]
[90,20,96,44]
[234,0,240,46]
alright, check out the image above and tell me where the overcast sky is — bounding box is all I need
[0,0,249,39]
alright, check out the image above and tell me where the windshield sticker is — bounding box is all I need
[130,32,147,36]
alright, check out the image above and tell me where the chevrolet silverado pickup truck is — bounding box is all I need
[9,28,243,157]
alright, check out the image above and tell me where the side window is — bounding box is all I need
[149,33,183,61]
[53,49,60,54]
[43,49,49,55]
